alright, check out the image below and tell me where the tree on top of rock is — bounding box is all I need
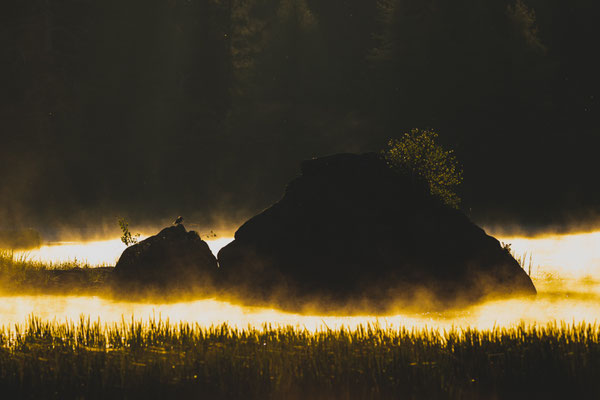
[384,129,463,209]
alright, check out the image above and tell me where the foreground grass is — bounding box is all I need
[0,318,598,399]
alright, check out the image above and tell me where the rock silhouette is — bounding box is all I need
[217,153,536,310]
[115,224,217,284]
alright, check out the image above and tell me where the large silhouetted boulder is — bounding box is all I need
[115,224,218,285]
[217,153,536,310]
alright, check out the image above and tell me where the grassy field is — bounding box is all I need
[2,249,599,399]
[0,250,111,295]
[0,317,598,399]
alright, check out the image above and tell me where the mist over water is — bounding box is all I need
[3,229,600,331]
[14,237,234,266]
[500,231,600,278]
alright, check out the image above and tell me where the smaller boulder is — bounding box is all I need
[114,224,218,285]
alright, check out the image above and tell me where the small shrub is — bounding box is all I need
[117,217,140,247]
[383,128,463,208]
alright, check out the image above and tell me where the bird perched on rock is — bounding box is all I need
[173,216,184,225]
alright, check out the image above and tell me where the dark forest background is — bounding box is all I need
[0,0,598,237]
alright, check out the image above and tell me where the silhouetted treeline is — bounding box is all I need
[0,0,598,234]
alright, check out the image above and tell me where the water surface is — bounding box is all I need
[3,230,600,331]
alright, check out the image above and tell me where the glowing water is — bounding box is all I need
[501,231,600,278]
[0,281,598,331]
[15,231,600,278]
[14,237,233,266]
[2,230,600,331]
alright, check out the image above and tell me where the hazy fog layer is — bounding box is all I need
[14,237,233,266]
[3,230,600,331]
[14,229,600,278]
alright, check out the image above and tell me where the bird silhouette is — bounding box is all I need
[173,216,184,225]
